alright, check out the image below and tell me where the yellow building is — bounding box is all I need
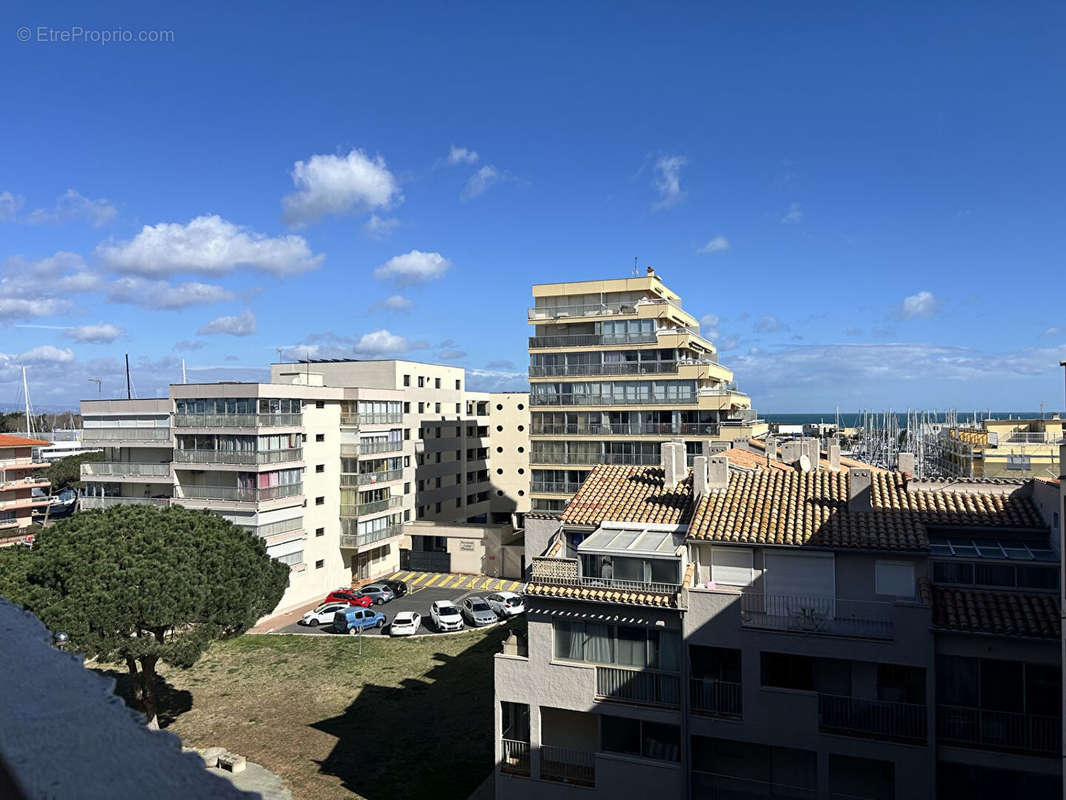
[941,417,1062,479]
[528,268,765,512]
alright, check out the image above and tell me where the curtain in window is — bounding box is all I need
[554,622,584,661]
[586,623,613,664]
[616,627,646,668]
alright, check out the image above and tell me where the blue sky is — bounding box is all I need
[2,1,1064,412]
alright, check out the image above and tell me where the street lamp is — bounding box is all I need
[53,631,69,650]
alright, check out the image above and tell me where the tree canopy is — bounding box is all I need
[46,451,103,491]
[0,504,289,725]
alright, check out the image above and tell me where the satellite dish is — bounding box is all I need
[798,454,812,473]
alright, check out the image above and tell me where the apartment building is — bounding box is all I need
[79,360,529,610]
[0,434,50,539]
[941,417,1063,479]
[528,267,765,515]
[494,440,1064,800]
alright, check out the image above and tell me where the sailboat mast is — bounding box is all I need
[22,366,32,434]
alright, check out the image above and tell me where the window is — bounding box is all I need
[711,547,753,587]
[315,527,325,537]
[315,496,325,506]
[455,403,460,413]
[435,502,441,513]
[315,433,325,442]
[435,377,441,389]
[418,402,424,413]
[404,482,411,494]
[403,374,410,387]
[418,376,424,388]
[404,509,410,521]
[435,402,441,414]
[315,559,324,569]
[315,401,325,409]
[601,716,679,762]
[404,428,410,440]
[315,464,325,473]
[404,402,410,413]
[455,450,462,460]
[404,455,410,467]
[455,379,461,390]
[301,433,308,442]
[456,498,462,508]
[875,560,915,598]
[552,620,679,671]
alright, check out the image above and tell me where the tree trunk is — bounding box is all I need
[125,654,160,729]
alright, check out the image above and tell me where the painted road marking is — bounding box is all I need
[410,573,432,586]
[424,574,444,587]
[389,571,404,580]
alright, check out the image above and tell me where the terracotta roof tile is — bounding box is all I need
[0,434,50,448]
[932,586,1061,639]
[525,581,679,608]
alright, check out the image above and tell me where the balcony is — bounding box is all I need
[175,483,303,503]
[690,679,742,719]
[342,412,404,426]
[82,428,171,442]
[80,496,171,510]
[530,362,680,378]
[937,704,1061,756]
[172,413,302,428]
[241,517,305,544]
[356,440,404,455]
[0,475,52,490]
[173,448,303,466]
[540,746,596,787]
[818,694,927,743]
[530,452,661,466]
[529,556,683,604]
[595,665,680,708]
[531,421,721,436]
[500,739,530,777]
[530,480,583,495]
[340,469,403,487]
[339,524,404,549]
[739,592,894,640]
[81,462,171,479]
[529,332,659,349]
[530,393,697,407]
[692,772,815,800]
[340,495,404,517]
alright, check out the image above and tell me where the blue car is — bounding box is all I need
[332,606,387,634]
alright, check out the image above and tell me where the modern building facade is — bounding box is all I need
[494,440,1064,799]
[528,268,765,514]
[0,434,50,540]
[80,360,529,610]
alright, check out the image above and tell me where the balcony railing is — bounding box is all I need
[739,592,894,640]
[530,452,662,466]
[818,694,927,743]
[343,412,404,426]
[540,746,595,787]
[80,496,171,509]
[176,483,303,503]
[339,524,404,549]
[240,517,304,540]
[692,771,816,800]
[531,393,698,407]
[173,413,302,428]
[500,739,530,777]
[530,481,583,495]
[531,421,722,436]
[357,439,404,455]
[937,704,1062,755]
[596,665,680,708]
[690,679,742,718]
[81,462,172,478]
[341,469,403,487]
[340,495,404,517]
[530,362,680,378]
[529,332,659,349]
[82,428,171,441]
[530,559,681,597]
[173,448,303,466]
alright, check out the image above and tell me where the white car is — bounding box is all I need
[430,600,464,632]
[300,602,350,627]
[486,591,525,617]
[389,611,421,636]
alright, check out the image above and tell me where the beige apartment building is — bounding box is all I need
[941,417,1063,479]
[528,268,765,514]
[80,359,529,611]
[0,434,51,541]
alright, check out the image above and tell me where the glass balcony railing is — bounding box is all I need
[81,462,172,478]
[340,469,404,487]
[82,428,171,441]
[339,523,404,549]
[175,483,303,503]
[356,440,404,455]
[529,362,680,378]
[341,412,404,426]
[530,394,697,407]
[528,332,659,349]
[530,481,583,495]
[173,448,302,465]
[529,452,661,466]
[80,496,171,509]
[173,413,302,428]
[527,297,680,320]
[531,422,718,436]
[340,495,404,517]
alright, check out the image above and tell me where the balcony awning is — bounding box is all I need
[578,523,685,558]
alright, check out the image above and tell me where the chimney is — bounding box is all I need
[781,440,803,466]
[848,468,874,512]
[647,266,656,277]
[692,455,709,498]
[828,442,841,470]
[898,452,915,476]
[708,455,729,491]
[661,442,679,488]
[703,440,729,457]
[672,438,686,478]
[765,436,778,462]
[804,438,821,472]
[731,438,750,452]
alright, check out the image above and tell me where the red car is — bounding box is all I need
[323,589,373,608]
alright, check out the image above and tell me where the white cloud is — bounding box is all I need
[700,313,721,339]
[754,314,783,333]
[485,359,514,370]
[197,309,257,337]
[1042,327,1062,337]
[718,336,741,352]
[438,348,467,360]
[0,297,71,319]
[781,202,803,224]
[67,323,123,343]
[19,345,75,364]
[364,214,400,239]
[447,146,479,165]
[282,149,402,226]
[96,215,322,277]
[354,329,420,354]
[108,277,236,310]
[372,250,452,286]
[465,366,527,392]
[462,165,501,200]
[0,252,98,320]
[373,295,413,313]
[24,189,117,227]
[697,236,730,254]
[278,329,429,361]
[0,191,23,222]
[652,155,686,210]
[900,290,939,320]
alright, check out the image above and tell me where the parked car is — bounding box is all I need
[430,600,463,632]
[358,583,396,605]
[300,602,351,627]
[461,597,498,627]
[323,589,373,608]
[332,606,387,634]
[485,591,525,617]
[389,611,421,636]
[381,578,408,598]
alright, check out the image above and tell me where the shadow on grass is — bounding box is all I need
[93,667,193,729]
[312,625,510,800]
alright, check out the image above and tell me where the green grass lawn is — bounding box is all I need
[97,626,514,800]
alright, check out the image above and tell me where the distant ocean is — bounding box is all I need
[763,412,1055,428]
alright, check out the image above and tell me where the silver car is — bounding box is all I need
[358,583,396,605]
[461,596,498,626]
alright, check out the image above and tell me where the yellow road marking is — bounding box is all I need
[395,571,414,581]
[440,575,460,588]
[388,571,403,579]
[506,581,520,592]
[424,574,444,587]
[410,573,432,586]
[459,576,476,589]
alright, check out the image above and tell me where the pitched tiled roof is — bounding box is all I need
[525,581,680,608]
[562,464,1047,552]
[932,586,1061,639]
[0,434,50,448]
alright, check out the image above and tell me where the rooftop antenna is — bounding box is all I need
[181,359,187,384]
[88,377,101,399]
[22,366,33,435]
[125,354,132,400]
[633,256,638,277]
[276,347,283,363]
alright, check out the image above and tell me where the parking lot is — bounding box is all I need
[275,571,526,637]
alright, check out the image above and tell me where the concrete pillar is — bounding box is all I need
[848,468,873,512]
[529,703,542,779]
[731,438,749,452]
[673,439,686,478]
[662,442,679,488]
[898,451,915,475]
[781,440,802,465]
[828,443,841,470]
[708,456,729,490]
[765,436,777,461]
[803,438,820,471]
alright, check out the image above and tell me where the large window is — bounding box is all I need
[601,716,679,762]
[937,655,1061,715]
[553,620,680,672]
[692,737,816,795]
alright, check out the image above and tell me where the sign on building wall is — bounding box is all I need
[459,540,475,551]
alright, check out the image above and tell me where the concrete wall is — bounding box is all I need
[485,392,531,521]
